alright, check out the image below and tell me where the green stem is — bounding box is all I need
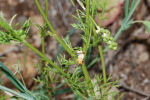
[24,41,64,75]
[45,0,48,17]
[34,0,75,57]
[87,0,141,69]
[41,37,45,54]
[85,0,90,23]
[25,41,66,99]
[81,64,90,83]
[44,1,53,99]
[81,64,94,96]
[83,0,89,53]
[98,45,106,83]
[70,0,75,7]
[41,0,48,54]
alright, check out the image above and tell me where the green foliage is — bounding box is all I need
[0,13,30,44]
[93,75,120,99]
[88,0,141,68]
[72,9,117,51]
[0,62,26,93]
[0,92,9,100]
[34,65,54,100]
[0,62,35,99]
[113,0,140,40]
[72,10,86,31]
[0,0,143,99]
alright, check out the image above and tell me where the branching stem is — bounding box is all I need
[24,41,64,75]
[34,0,75,57]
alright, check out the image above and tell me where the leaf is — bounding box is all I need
[142,21,150,33]
[0,62,26,93]
[53,88,72,96]
[122,19,134,30]
[85,48,91,66]
[0,13,13,32]
[123,0,140,25]
[0,62,35,99]
[125,0,129,17]
[0,13,30,43]
[0,85,32,100]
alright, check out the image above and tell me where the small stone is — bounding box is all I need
[8,0,19,6]
[143,78,149,84]
[138,52,149,62]
[19,0,24,3]
[30,15,44,26]
[32,34,41,48]
[18,16,27,24]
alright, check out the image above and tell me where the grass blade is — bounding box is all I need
[124,0,140,25]
[125,0,129,17]
[0,62,26,93]
[0,85,33,100]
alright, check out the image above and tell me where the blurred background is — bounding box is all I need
[0,0,150,99]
